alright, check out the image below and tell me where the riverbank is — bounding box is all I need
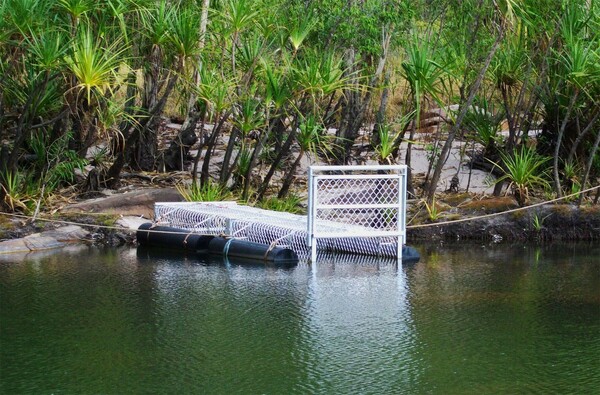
[407,201,600,242]
[1,186,599,257]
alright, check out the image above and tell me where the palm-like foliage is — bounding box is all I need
[463,99,503,154]
[66,28,125,105]
[1,0,600,211]
[288,16,315,53]
[58,0,93,27]
[374,112,414,165]
[401,37,446,193]
[293,49,347,100]
[0,171,30,212]
[177,180,231,202]
[168,6,202,60]
[491,147,551,206]
[141,1,173,48]
[6,0,48,33]
[401,39,445,128]
[549,3,600,196]
[278,114,336,198]
[26,30,68,71]
[556,38,600,95]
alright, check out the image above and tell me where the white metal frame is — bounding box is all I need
[307,165,407,262]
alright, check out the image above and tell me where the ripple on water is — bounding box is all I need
[0,244,598,394]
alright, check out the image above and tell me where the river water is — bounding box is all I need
[1,243,599,394]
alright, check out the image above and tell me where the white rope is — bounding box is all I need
[223,238,234,258]
[407,184,600,229]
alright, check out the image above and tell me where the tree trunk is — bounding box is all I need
[425,29,504,204]
[162,0,210,170]
[501,84,518,152]
[200,112,231,184]
[577,129,600,206]
[162,117,200,171]
[7,72,54,172]
[106,70,180,185]
[257,124,299,201]
[405,122,417,197]
[371,70,391,148]
[219,126,241,186]
[134,45,163,171]
[241,115,282,199]
[336,28,390,164]
[552,90,578,198]
[567,109,600,165]
[278,150,304,198]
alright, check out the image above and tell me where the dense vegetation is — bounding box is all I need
[0,0,598,213]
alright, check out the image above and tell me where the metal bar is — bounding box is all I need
[231,223,253,236]
[314,203,402,210]
[311,231,402,238]
[193,216,216,227]
[313,174,403,180]
[310,165,407,172]
[307,167,314,248]
[397,175,402,259]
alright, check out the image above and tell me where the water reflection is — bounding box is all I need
[0,243,598,394]
[408,242,600,394]
[305,256,419,393]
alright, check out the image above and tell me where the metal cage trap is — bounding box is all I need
[154,165,408,261]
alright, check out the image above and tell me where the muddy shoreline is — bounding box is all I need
[2,206,599,253]
[1,188,599,254]
[407,204,600,243]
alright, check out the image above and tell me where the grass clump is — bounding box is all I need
[531,212,551,231]
[257,195,304,214]
[177,181,231,202]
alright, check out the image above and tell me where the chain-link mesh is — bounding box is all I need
[307,166,407,260]
[154,202,399,259]
[313,177,401,230]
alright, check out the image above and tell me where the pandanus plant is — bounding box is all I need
[222,0,258,76]
[66,27,126,153]
[490,31,528,151]
[463,98,503,157]
[374,112,414,165]
[194,69,235,186]
[490,146,551,206]
[551,29,600,197]
[0,0,131,207]
[277,114,336,198]
[256,49,348,200]
[400,37,445,192]
[220,94,265,187]
[240,60,292,200]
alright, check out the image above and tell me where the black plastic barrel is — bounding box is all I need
[207,237,299,264]
[137,223,214,252]
[136,223,299,266]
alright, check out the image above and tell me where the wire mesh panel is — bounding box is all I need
[307,165,407,262]
[154,202,309,252]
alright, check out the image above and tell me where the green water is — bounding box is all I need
[1,244,599,394]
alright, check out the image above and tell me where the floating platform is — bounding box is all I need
[153,201,417,262]
[149,165,418,263]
